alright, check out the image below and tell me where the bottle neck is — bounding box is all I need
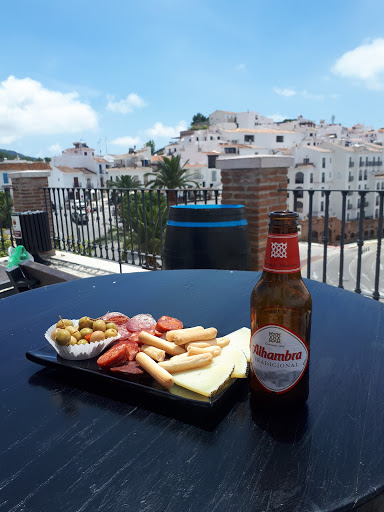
[263,232,301,274]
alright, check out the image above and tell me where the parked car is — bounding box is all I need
[71,209,88,224]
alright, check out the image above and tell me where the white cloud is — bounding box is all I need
[110,135,142,147]
[106,93,147,114]
[301,90,325,101]
[0,76,98,145]
[146,121,187,138]
[268,113,286,122]
[274,87,296,97]
[332,38,384,89]
[48,143,62,154]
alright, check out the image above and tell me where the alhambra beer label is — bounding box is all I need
[263,233,301,273]
[250,324,309,393]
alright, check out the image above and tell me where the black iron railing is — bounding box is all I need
[43,187,220,271]
[2,185,384,301]
[0,188,14,256]
[288,188,384,300]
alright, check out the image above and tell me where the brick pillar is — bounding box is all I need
[216,155,293,271]
[11,170,54,255]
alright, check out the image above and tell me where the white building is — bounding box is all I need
[51,142,109,187]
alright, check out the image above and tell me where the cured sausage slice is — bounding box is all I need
[113,341,140,360]
[97,344,127,369]
[126,314,156,333]
[156,316,183,333]
[110,362,144,375]
[102,312,130,325]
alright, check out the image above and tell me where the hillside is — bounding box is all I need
[0,149,50,162]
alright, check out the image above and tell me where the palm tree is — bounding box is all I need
[145,155,198,189]
[108,175,142,190]
[107,175,142,204]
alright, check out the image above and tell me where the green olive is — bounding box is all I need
[105,322,118,332]
[78,316,94,329]
[77,339,88,345]
[65,326,77,335]
[69,336,78,346]
[80,327,93,338]
[104,328,118,339]
[90,331,105,343]
[51,328,59,341]
[72,330,82,341]
[55,329,71,346]
[93,319,106,332]
[56,319,73,328]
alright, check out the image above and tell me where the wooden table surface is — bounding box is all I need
[1,269,384,512]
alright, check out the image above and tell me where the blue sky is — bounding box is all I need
[2,0,384,158]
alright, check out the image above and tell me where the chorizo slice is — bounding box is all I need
[156,316,183,333]
[97,343,127,369]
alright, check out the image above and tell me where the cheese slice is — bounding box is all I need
[226,327,251,362]
[220,345,248,378]
[172,359,234,397]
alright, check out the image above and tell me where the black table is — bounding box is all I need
[1,269,384,512]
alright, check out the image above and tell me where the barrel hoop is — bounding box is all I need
[167,219,248,228]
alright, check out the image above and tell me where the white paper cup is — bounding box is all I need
[45,319,120,361]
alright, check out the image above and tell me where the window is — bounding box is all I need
[84,152,87,155]
[224,147,236,154]
[303,158,310,164]
[321,188,324,197]
[86,178,91,188]
[321,172,325,183]
[376,195,380,206]
[322,158,326,168]
[217,136,220,140]
[210,136,213,140]
[196,137,199,141]
[295,172,304,184]
[377,183,380,190]
[211,170,217,181]
[364,170,367,180]
[3,173,8,184]
[276,135,284,143]
[321,201,324,211]
[359,171,362,181]
[208,155,217,168]
[244,135,254,143]
[310,173,313,183]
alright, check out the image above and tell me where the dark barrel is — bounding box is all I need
[162,204,250,270]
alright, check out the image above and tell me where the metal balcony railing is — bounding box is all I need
[288,188,384,300]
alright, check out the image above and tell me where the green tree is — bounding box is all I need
[145,140,156,155]
[191,113,209,126]
[0,190,13,229]
[108,175,142,190]
[144,155,198,190]
[123,191,168,266]
[107,175,142,204]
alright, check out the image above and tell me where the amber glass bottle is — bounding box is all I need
[250,211,312,408]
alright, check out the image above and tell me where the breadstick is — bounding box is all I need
[136,352,174,389]
[188,337,230,348]
[140,344,166,362]
[184,341,211,349]
[169,352,190,361]
[188,346,222,357]
[166,326,204,341]
[216,336,230,348]
[138,331,186,356]
[158,353,213,373]
[173,327,218,346]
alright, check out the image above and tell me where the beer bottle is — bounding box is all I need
[250,211,312,408]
